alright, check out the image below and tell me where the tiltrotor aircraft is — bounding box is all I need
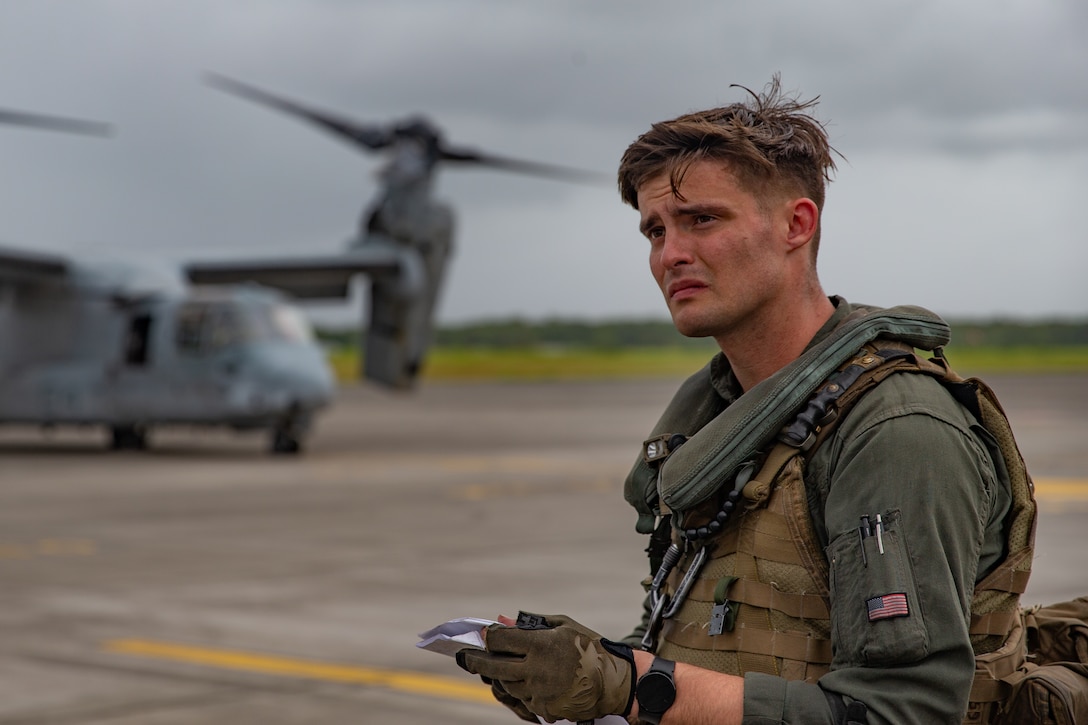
[187,74,607,387]
[0,79,604,455]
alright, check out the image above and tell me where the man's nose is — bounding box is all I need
[659,231,694,267]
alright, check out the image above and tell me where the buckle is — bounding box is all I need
[643,433,687,464]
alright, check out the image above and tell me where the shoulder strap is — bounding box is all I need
[780,340,923,454]
[729,341,925,514]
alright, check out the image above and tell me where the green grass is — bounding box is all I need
[327,346,717,382]
[941,346,1088,374]
[327,345,1088,383]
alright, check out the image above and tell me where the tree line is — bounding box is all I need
[318,317,1088,350]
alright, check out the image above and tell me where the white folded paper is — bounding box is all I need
[416,616,496,657]
[416,617,628,724]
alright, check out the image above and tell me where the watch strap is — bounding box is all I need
[636,656,676,725]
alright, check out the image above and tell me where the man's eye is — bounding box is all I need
[646,228,664,240]
[693,214,715,225]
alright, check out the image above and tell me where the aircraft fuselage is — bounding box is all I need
[0,277,335,453]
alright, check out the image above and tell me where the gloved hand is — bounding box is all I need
[457,612,635,724]
[486,677,539,723]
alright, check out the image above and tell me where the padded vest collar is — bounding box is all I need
[624,300,950,529]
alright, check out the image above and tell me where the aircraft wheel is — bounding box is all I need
[111,425,148,451]
[270,405,309,455]
[270,428,302,455]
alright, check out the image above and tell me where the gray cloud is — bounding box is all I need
[2,0,1085,324]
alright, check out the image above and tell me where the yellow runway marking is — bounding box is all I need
[0,539,97,560]
[38,538,97,556]
[104,639,494,705]
[0,544,29,560]
[1034,478,1088,500]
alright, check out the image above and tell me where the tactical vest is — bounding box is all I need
[639,342,1037,723]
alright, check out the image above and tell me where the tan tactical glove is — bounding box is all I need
[456,612,635,724]
[486,678,539,723]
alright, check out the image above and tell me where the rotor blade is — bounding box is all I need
[205,72,390,152]
[439,145,611,186]
[0,109,112,137]
[205,73,609,185]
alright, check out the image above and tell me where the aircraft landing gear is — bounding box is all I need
[270,407,308,455]
[111,424,148,451]
[271,427,301,454]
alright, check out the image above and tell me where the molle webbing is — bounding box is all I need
[624,305,951,532]
[664,620,833,664]
[656,447,832,682]
[652,346,913,679]
[680,576,830,620]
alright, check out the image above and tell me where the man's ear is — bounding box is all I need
[784,198,819,251]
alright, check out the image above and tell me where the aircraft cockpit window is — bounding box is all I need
[176,303,249,354]
[269,305,314,343]
[176,300,312,353]
[175,304,208,353]
[206,306,246,350]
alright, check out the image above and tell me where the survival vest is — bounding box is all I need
[622,298,1088,722]
[636,342,1038,723]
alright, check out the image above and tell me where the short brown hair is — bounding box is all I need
[617,75,838,248]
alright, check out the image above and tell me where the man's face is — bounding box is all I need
[636,160,790,341]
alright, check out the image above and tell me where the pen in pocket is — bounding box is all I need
[875,513,885,555]
[857,516,871,567]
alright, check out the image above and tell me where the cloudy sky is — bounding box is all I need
[2,0,1085,328]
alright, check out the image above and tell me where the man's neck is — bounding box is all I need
[716,294,836,392]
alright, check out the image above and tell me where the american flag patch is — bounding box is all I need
[867,593,909,622]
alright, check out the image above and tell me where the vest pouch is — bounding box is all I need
[1002,662,1088,724]
[997,597,1088,724]
[1024,597,1088,665]
[965,600,1088,724]
[827,509,929,666]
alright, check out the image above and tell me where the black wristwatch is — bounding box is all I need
[635,656,676,724]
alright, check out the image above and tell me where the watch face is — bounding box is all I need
[637,670,676,712]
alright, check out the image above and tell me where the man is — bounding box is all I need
[458,77,1033,724]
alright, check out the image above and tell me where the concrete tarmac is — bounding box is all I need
[0,374,1085,724]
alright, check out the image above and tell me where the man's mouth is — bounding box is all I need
[667,279,706,301]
